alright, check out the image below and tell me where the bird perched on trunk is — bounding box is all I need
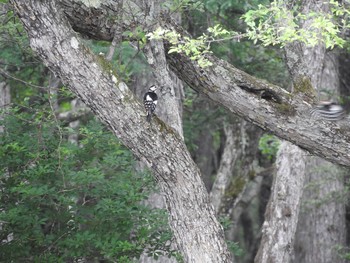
[143,85,158,122]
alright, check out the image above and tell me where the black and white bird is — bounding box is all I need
[310,101,345,121]
[143,85,158,122]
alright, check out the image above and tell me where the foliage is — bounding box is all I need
[227,241,244,257]
[0,105,176,262]
[0,7,45,102]
[218,216,244,257]
[258,133,280,160]
[148,0,350,68]
[162,0,204,13]
[241,0,349,48]
[85,38,149,84]
[147,24,245,67]
[148,27,210,67]
[335,245,350,261]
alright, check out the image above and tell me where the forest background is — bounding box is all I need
[1,0,350,262]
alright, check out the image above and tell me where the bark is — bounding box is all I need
[136,1,183,261]
[54,0,350,167]
[0,81,11,242]
[209,119,265,263]
[210,120,262,216]
[255,2,344,262]
[282,2,346,263]
[136,0,183,263]
[293,50,346,263]
[0,82,10,133]
[255,141,306,263]
[210,125,239,214]
[293,157,346,263]
[10,1,232,262]
[144,40,184,137]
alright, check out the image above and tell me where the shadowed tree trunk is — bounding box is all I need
[209,119,266,263]
[293,50,346,263]
[255,142,306,263]
[0,81,11,243]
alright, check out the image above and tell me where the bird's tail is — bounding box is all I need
[146,112,152,122]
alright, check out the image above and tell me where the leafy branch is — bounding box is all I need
[147,25,243,67]
[241,0,350,48]
[147,0,350,68]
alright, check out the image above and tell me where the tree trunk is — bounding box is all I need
[210,125,239,214]
[255,141,306,263]
[209,119,266,263]
[293,50,346,263]
[0,82,10,133]
[284,2,346,263]
[0,80,11,241]
[293,157,346,263]
[134,1,183,261]
[256,1,346,262]
[11,1,233,262]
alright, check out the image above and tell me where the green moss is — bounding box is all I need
[156,119,181,138]
[248,169,256,180]
[96,55,116,74]
[293,76,317,102]
[225,175,246,199]
[275,103,296,116]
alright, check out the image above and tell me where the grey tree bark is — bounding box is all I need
[0,80,11,242]
[286,2,346,262]
[255,142,306,263]
[207,116,266,263]
[10,1,233,262]
[0,82,10,133]
[136,1,184,262]
[293,51,346,263]
[210,125,240,214]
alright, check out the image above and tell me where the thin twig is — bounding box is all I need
[0,68,47,90]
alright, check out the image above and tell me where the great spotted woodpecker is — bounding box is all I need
[143,85,158,122]
[310,101,345,121]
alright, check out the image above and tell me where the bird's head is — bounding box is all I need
[149,85,157,92]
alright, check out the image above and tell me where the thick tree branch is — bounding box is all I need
[57,0,350,167]
[10,1,232,262]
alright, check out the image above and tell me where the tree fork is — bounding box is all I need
[10,0,233,262]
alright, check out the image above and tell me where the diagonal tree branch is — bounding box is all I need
[57,0,350,167]
[10,0,233,262]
